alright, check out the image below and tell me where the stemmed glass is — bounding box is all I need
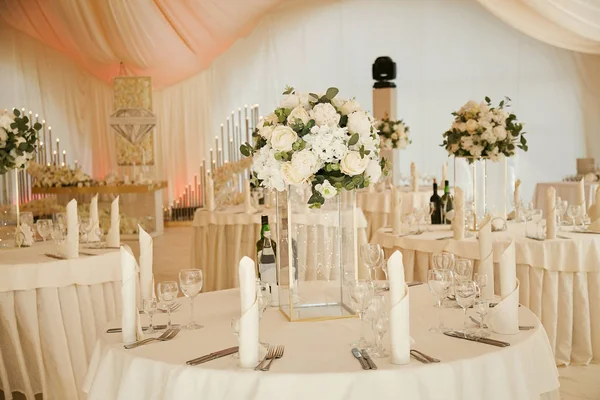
[157,281,179,330]
[20,212,34,229]
[455,280,478,334]
[473,299,490,337]
[372,312,389,357]
[79,217,94,243]
[432,252,455,271]
[349,280,373,348]
[567,205,579,227]
[427,269,452,332]
[365,294,385,351]
[231,318,240,359]
[36,219,52,242]
[360,244,384,283]
[426,202,435,229]
[143,298,158,334]
[454,259,473,281]
[179,269,203,330]
[380,260,389,290]
[474,272,488,299]
[257,281,271,349]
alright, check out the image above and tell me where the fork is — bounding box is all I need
[261,345,284,371]
[139,303,181,314]
[254,346,275,371]
[410,350,430,364]
[124,328,180,349]
[411,349,440,363]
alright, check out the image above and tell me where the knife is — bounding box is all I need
[186,346,239,366]
[360,349,378,370]
[107,325,168,333]
[444,331,510,347]
[44,253,65,260]
[408,281,423,287]
[351,348,370,370]
[525,235,545,241]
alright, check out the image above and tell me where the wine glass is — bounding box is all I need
[349,280,373,348]
[427,269,452,332]
[474,272,488,299]
[79,217,94,243]
[455,280,478,334]
[36,219,52,242]
[372,312,389,358]
[179,269,203,330]
[143,298,158,334]
[454,259,473,281]
[380,259,389,290]
[20,212,34,229]
[427,202,435,229]
[257,280,271,349]
[567,204,578,227]
[54,213,67,236]
[231,318,240,359]
[360,244,384,283]
[365,294,385,351]
[473,299,490,337]
[157,281,179,330]
[432,252,454,271]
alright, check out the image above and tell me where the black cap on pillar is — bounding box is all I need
[372,57,397,89]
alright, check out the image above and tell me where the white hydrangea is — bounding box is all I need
[253,145,285,191]
[303,125,347,163]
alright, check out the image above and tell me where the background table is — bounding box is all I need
[372,223,600,365]
[84,285,559,400]
[533,181,598,214]
[0,244,121,400]
[357,187,431,240]
[191,205,370,292]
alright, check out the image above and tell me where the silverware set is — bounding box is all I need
[124,327,181,349]
[397,230,424,238]
[255,345,285,371]
[410,349,440,364]
[186,346,239,366]
[469,316,534,331]
[443,330,510,347]
[137,303,182,314]
[351,347,376,370]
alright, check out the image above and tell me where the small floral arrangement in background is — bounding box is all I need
[240,86,386,208]
[0,109,41,174]
[441,97,527,162]
[28,162,94,188]
[375,117,410,150]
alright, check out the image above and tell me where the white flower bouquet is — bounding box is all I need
[442,97,527,162]
[240,86,387,207]
[28,162,94,188]
[0,109,41,174]
[375,118,410,150]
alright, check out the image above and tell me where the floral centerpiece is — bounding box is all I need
[375,117,411,150]
[0,109,41,174]
[441,97,527,161]
[240,86,386,208]
[28,162,95,188]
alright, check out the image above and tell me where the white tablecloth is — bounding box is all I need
[84,285,559,400]
[372,223,600,365]
[191,205,370,292]
[357,187,431,240]
[533,181,598,212]
[0,244,121,400]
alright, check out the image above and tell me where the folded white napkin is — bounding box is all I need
[410,162,418,192]
[388,250,410,365]
[59,199,79,259]
[88,194,100,242]
[243,178,257,214]
[478,215,494,299]
[106,196,120,247]
[391,187,403,235]
[498,240,516,299]
[121,246,142,344]
[238,256,259,368]
[138,225,154,301]
[205,176,215,211]
[442,161,448,185]
[577,178,585,209]
[490,279,520,335]
[546,187,556,239]
[453,187,465,240]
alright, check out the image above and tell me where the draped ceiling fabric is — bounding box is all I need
[0,0,599,203]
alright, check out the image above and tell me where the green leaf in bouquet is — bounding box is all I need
[499,100,505,108]
[240,144,251,157]
[309,93,319,102]
[331,163,339,171]
[283,86,294,95]
[352,175,364,186]
[10,122,17,130]
[520,135,526,145]
[33,122,42,131]
[485,96,491,103]
[325,87,339,100]
[348,133,359,146]
[13,109,20,117]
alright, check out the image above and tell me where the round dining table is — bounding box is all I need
[83,284,559,400]
[0,243,121,400]
[371,222,600,366]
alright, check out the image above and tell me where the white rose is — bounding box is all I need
[339,99,361,115]
[310,103,340,127]
[365,159,382,184]
[257,113,279,129]
[382,124,391,134]
[280,162,306,185]
[287,106,310,125]
[391,132,399,140]
[470,145,484,158]
[0,128,7,143]
[458,122,467,132]
[315,180,338,199]
[481,129,497,144]
[493,126,507,141]
[259,125,274,140]
[347,111,372,138]
[461,136,474,150]
[0,114,13,132]
[270,126,297,151]
[15,154,28,168]
[466,119,479,133]
[280,94,301,110]
[340,151,369,176]
[291,149,320,180]
[479,102,490,114]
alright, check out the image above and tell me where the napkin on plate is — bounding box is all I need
[205,176,216,211]
[490,241,519,334]
[106,196,120,247]
[546,187,556,239]
[453,187,465,240]
[121,246,142,344]
[391,187,403,235]
[410,162,418,192]
[478,215,494,299]
[58,199,79,259]
[388,250,410,365]
[239,256,259,368]
[243,178,257,214]
[138,225,155,301]
[88,194,100,242]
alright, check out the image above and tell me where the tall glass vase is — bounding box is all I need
[0,169,21,247]
[380,149,394,187]
[454,157,487,231]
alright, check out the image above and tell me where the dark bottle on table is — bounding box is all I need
[256,215,277,277]
[430,180,442,224]
[441,180,453,224]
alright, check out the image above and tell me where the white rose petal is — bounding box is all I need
[347,111,372,138]
[259,125,275,140]
[466,119,479,133]
[280,162,306,185]
[365,159,382,184]
[310,103,340,127]
[458,122,467,132]
[291,149,320,180]
[270,126,298,152]
[0,128,7,142]
[257,113,279,130]
[340,151,369,176]
[316,180,338,199]
[287,106,310,126]
[493,126,507,141]
[280,94,301,110]
[340,99,361,115]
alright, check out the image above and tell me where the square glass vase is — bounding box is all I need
[275,185,358,322]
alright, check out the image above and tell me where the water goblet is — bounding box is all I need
[20,212,34,229]
[372,312,389,358]
[432,252,454,271]
[54,213,67,235]
[36,219,52,242]
[473,272,488,299]
[365,294,385,351]
[454,259,473,281]
[360,243,384,283]
[427,269,452,332]
[473,299,490,337]
[179,269,203,330]
[231,318,240,359]
[157,281,179,330]
[257,280,271,349]
[143,298,158,334]
[79,217,94,243]
[349,280,374,348]
[455,280,478,334]
[380,260,389,290]
[426,202,435,229]
[567,205,578,227]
